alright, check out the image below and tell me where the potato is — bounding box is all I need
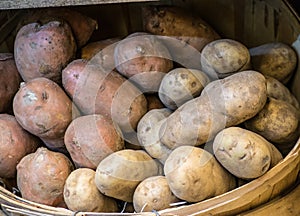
[146,94,165,110]
[133,176,180,212]
[14,21,76,84]
[62,59,147,134]
[18,8,98,47]
[250,42,297,84]
[114,32,173,92]
[64,168,118,212]
[164,146,236,202]
[64,114,124,169]
[201,39,251,78]
[160,70,267,148]
[137,108,172,164]
[17,147,74,207]
[213,127,283,179]
[245,98,300,152]
[13,78,78,151]
[0,114,40,178]
[0,53,22,113]
[266,76,299,109]
[158,68,210,110]
[95,149,162,202]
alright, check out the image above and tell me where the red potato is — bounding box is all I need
[0,114,40,178]
[64,114,124,169]
[14,21,76,84]
[16,147,74,207]
[0,53,22,113]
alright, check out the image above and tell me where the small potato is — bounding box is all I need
[266,76,299,109]
[133,176,180,212]
[95,149,162,202]
[250,42,297,84]
[137,108,172,164]
[145,94,165,111]
[17,147,74,207]
[245,98,300,150]
[213,127,283,179]
[64,114,124,169]
[201,39,251,78]
[164,146,236,202]
[158,68,210,110]
[64,168,118,212]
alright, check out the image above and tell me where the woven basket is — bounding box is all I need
[0,0,300,215]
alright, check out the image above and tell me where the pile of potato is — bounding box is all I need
[0,5,299,214]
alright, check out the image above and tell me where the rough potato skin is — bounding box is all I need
[64,168,118,212]
[0,114,40,178]
[64,114,124,169]
[17,147,74,207]
[250,42,297,84]
[133,176,180,212]
[146,94,165,110]
[14,21,76,84]
[160,70,267,148]
[213,127,282,179]
[13,78,77,149]
[164,146,236,202]
[95,149,162,202]
[0,53,22,113]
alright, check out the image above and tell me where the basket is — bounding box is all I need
[0,0,300,215]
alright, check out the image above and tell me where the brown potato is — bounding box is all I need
[250,42,297,84]
[0,114,40,178]
[64,114,124,169]
[133,176,180,212]
[201,39,251,78]
[164,146,236,202]
[17,147,74,207]
[0,53,22,113]
[14,21,76,84]
[64,168,118,212]
[145,94,165,110]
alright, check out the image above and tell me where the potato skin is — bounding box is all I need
[17,147,74,207]
[95,149,162,202]
[0,114,40,178]
[64,168,118,212]
[213,127,283,179]
[0,53,22,113]
[133,176,180,212]
[64,114,124,169]
[146,94,165,110]
[164,146,236,202]
[160,70,267,148]
[250,42,297,84]
[14,21,76,84]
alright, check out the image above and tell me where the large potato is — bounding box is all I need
[64,168,118,212]
[201,39,251,78]
[164,146,236,202]
[95,149,162,202]
[64,114,124,169]
[0,53,22,113]
[17,147,74,207]
[158,68,210,110]
[250,42,297,84]
[14,21,76,84]
[160,70,267,148]
[213,127,283,179]
[0,114,40,178]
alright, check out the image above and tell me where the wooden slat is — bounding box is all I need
[0,0,158,10]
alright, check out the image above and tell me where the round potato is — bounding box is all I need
[213,127,283,179]
[164,146,236,202]
[158,68,210,110]
[95,149,162,202]
[133,176,180,212]
[201,39,251,78]
[64,168,118,212]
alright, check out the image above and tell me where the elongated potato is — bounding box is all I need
[160,70,267,148]
[213,127,283,179]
